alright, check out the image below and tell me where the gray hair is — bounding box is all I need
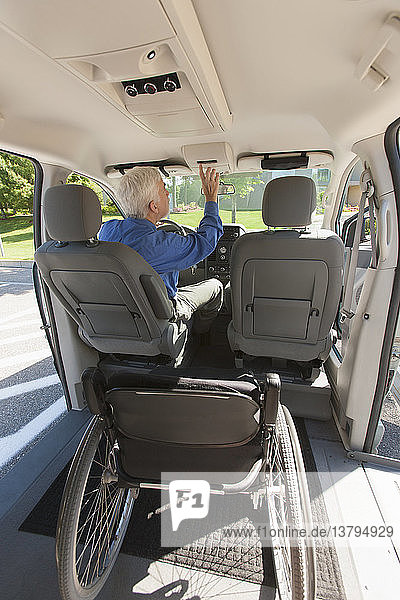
[118,166,162,218]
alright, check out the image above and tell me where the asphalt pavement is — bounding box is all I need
[0,265,66,478]
[378,379,400,459]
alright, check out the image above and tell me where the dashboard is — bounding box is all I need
[177,223,246,288]
[205,224,246,284]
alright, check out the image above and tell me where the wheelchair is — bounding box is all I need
[55,362,315,600]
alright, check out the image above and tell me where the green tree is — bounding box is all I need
[222,172,264,199]
[168,176,202,210]
[67,173,118,214]
[0,152,35,219]
[67,173,104,202]
[219,172,264,217]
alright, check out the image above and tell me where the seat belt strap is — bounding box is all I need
[341,169,374,323]
[368,190,378,269]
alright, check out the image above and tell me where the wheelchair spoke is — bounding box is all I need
[76,485,122,582]
[57,417,135,599]
[265,405,312,600]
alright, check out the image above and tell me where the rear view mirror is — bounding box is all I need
[201,182,235,196]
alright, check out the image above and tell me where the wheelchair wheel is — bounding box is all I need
[265,404,315,600]
[56,416,136,600]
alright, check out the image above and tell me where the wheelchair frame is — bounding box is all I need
[55,370,315,600]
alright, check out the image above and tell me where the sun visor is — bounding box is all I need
[163,165,193,176]
[105,162,192,179]
[237,151,334,171]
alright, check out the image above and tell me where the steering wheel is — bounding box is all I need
[157,218,187,236]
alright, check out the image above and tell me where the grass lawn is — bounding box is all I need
[0,215,34,260]
[0,214,121,261]
[170,209,265,229]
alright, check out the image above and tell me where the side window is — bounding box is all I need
[310,168,331,232]
[334,159,378,355]
[66,173,122,223]
[0,151,35,260]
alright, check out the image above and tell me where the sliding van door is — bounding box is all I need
[326,125,400,458]
[362,118,400,461]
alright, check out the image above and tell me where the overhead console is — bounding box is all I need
[182,142,234,174]
[56,0,232,137]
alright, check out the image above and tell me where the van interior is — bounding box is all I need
[1,1,400,599]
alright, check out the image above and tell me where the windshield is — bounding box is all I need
[164,168,331,231]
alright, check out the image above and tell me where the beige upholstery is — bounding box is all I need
[228,176,344,362]
[35,185,187,358]
[44,184,102,241]
[262,176,316,227]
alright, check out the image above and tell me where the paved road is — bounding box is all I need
[378,373,400,459]
[0,266,66,478]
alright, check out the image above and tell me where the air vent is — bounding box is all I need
[122,73,181,98]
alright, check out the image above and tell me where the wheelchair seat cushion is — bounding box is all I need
[99,362,261,404]
[106,387,260,446]
[91,362,264,481]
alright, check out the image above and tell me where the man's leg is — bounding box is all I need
[174,278,224,333]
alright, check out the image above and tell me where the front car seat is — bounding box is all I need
[35,184,187,359]
[228,176,344,363]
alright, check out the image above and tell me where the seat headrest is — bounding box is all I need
[262,176,316,227]
[43,184,102,241]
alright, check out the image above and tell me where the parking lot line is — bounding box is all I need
[0,374,60,401]
[0,307,38,325]
[0,396,66,467]
[0,331,45,346]
[0,318,41,332]
[0,348,52,370]
[0,281,32,286]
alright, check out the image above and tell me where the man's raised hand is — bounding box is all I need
[199,164,220,203]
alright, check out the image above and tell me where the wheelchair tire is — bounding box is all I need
[56,416,136,600]
[266,404,316,600]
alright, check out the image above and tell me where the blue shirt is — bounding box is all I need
[99,201,223,299]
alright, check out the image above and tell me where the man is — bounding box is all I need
[99,164,224,333]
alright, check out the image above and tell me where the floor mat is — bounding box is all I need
[189,314,235,370]
[19,463,275,586]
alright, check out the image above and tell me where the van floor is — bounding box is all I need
[185,312,306,381]
[187,313,235,370]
